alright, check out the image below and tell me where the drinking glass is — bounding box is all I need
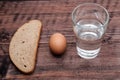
[72,3,109,59]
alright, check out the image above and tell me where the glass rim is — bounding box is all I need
[71,3,109,26]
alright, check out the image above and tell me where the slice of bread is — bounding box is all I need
[9,20,42,73]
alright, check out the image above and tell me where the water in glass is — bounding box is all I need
[74,19,104,59]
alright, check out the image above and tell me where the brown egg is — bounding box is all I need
[49,33,67,55]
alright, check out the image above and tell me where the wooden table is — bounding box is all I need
[0,0,120,80]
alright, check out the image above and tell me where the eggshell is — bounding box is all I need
[49,33,67,55]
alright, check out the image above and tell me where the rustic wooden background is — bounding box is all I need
[0,0,120,80]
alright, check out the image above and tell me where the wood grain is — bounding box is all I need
[0,0,120,80]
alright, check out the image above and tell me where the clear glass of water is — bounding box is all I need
[72,3,109,59]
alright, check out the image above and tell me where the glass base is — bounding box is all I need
[77,46,100,59]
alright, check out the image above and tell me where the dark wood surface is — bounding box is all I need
[0,0,120,80]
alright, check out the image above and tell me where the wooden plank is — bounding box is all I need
[0,0,120,15]
[4,42,120,79]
